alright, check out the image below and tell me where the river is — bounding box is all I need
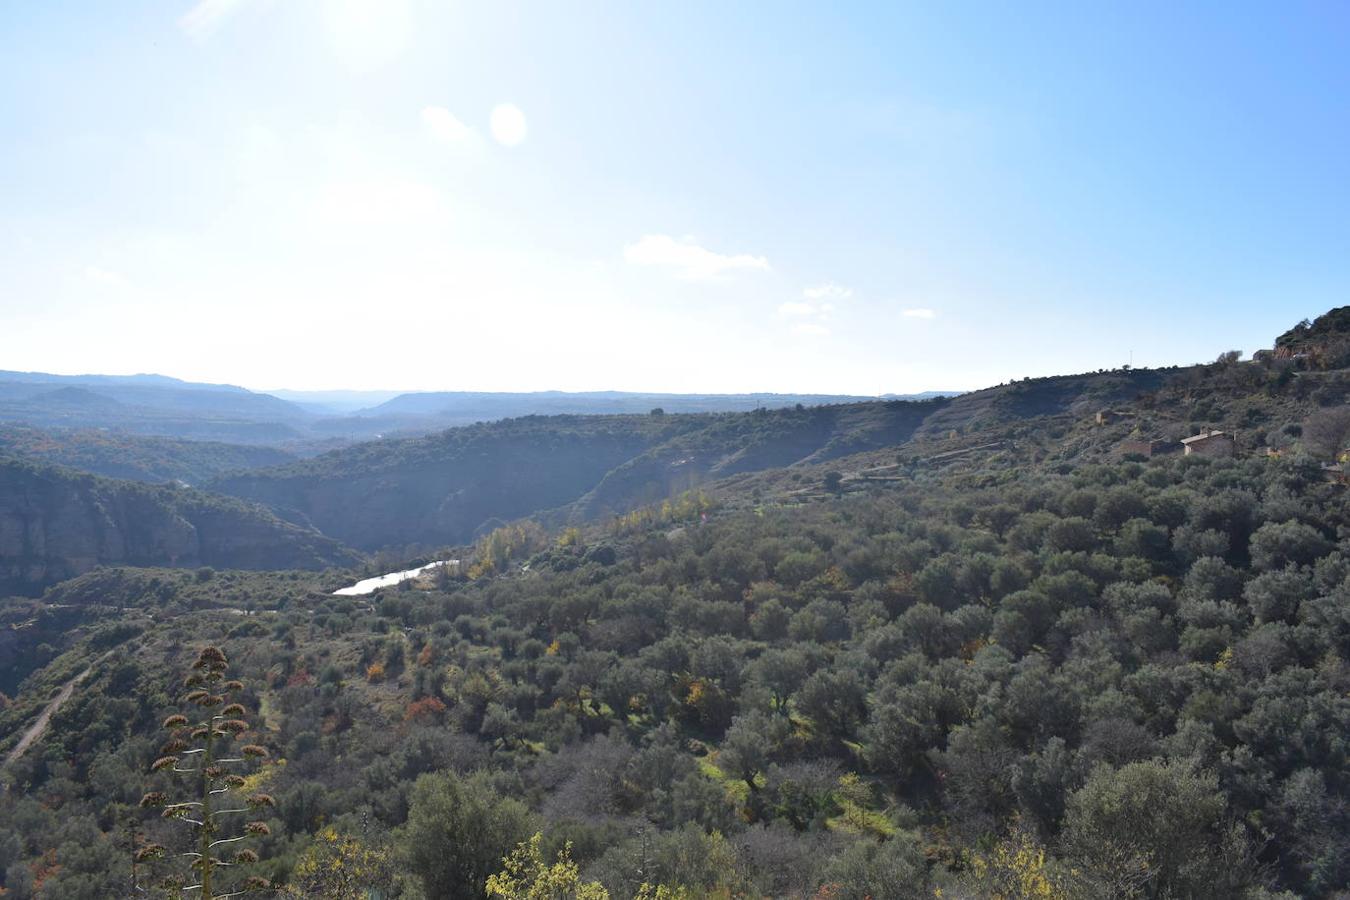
[331,560,457,596]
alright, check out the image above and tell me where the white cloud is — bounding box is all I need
[779,283,846,321]
[792,323,830,337]
[83,266,129,288]
[624,234,770,280]
[421,106,481,151]
[902,307,937,319]
[490,104,529,147]
[803,282,852,302]
[178,0,254,39]
[314,178,443,227]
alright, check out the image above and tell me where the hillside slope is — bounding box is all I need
[0,425,294,484]
[0,379,310,444]
[571,399,945,518]
[210,415,708,549]
[914,368,1177,438]
[208,367,1211,552]
[0,456,360,593]
[211,402,966,550]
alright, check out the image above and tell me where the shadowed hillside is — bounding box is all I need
[571,399,946,519]
[209,402,955,550]
[0,456,361,594]
[210,415,707,549]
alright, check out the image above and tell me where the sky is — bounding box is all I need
[1,1,1347,394]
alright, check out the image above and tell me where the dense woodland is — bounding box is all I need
[0,312,1348,898]
[0,425,295,485]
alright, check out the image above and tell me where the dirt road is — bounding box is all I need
[3,667,93,768]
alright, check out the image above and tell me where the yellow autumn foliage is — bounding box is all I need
[485,832,610,900]
[284,826,396,899]
[967,829,1073,900]
[611,490,714,536]
[470,522,545,578]
[634,884,697,900]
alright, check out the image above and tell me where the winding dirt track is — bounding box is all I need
[3,666,93,768]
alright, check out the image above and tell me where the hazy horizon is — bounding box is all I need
[0,366,959,400]
[3,2,1346,394]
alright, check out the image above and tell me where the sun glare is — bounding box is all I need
[326,0,412,72]
[489,104,529,147]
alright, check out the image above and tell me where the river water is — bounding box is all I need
[331,560,457,596]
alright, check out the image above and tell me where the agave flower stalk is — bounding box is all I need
[141,647,274,899]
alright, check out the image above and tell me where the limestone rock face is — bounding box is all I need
[0,457,360,594]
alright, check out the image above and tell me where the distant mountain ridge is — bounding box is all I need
[0,373,313,444]
[0,370,252,392]
[357,389,956,420]
[0,372,960,444]
[265,388,405,414]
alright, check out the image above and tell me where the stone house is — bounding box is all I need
[1119,439,1168,458]
[1181,430,1235,457]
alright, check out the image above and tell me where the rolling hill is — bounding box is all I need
[354,389,948,423]
[209,415,705,549]
[0,374,312,444]
[0,425,294,485]
[0,373,959,445]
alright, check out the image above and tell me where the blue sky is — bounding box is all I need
[1,1,1346,393]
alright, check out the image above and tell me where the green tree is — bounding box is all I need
[797,668,867,742]
[1063,760,1254,898]
[820,831,931,899]
[282,826,397,899]
[746,646,810,715]
[719,710,791,796]
[1248,520,1333,571]
[486,832,609,899]
[402,770,532,900]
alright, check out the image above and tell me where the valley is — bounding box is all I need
[0,311,1346,897]
[5,6,1344,894]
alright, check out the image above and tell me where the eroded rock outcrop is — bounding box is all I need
[0,456,360,594]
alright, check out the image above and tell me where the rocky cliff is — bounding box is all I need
[0,456,361,594]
